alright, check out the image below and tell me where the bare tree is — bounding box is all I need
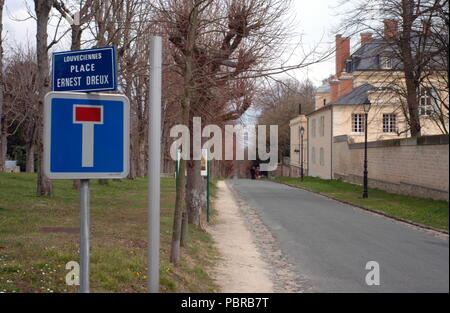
[153,0,315,264]
[257,78,315,158]
[424,3,449,133]
[53,0,95,50]
[3,47,40,173]
[0,0,5,172]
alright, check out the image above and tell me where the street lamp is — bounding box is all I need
[362,98,371,198]
[300,126,305,182]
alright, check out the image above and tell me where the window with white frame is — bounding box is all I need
[319,148,325,166]
[418,86,436,116]
[311,119,316,137]
[311,147,316,164]
[352,114,365,133]
[380,56,392,69]
[383,114,397,133]
[319,116,325,137]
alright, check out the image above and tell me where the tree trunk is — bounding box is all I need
[170,0,201,265]
[35,0,53,196]
[186,159,205,226]
[138,134,146,177]
[71,24,82,50]
[128,135,137,179]
[25,142,35,173]
[171,155,187,264]
[400,0,421,137]
[180,212,188,247]
[0,129,6,171]
[73,180,81,190]
[0,0,5,172]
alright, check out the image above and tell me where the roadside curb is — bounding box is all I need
[270,180,449,236]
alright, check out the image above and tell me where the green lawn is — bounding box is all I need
[0,173,218,293]
[270,176,449,231]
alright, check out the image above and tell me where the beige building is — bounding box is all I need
[291,19,448,180]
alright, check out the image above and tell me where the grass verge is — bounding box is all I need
[0,173,219,293]
[270,176,449,232]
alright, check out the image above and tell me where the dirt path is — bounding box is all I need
[208,180,274,293]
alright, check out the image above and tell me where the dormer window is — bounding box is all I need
[345,60,352,73]
[380,56,392,69]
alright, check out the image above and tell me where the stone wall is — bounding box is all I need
[333,134,449,201]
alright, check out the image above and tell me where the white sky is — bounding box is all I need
[285,0,342,85]
[2,0,347,87]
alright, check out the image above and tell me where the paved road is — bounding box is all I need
[228,179,449,293]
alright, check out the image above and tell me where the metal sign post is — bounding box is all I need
[79,179,90,293]
[148,36,162,293]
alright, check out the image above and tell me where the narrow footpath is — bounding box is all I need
[209,180,274,293]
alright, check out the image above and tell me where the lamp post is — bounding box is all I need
[300,126,305,182]
[362,99,371,199]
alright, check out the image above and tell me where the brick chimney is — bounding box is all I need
[384,19,398,40]
[330,77,340,103]
[360,32,373,45]
[339,74,353,99]
[335,35,350,77]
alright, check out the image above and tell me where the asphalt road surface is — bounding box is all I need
[228,179,449,293]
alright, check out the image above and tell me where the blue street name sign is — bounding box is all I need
[44,92,130,179]
[52,46,118,92]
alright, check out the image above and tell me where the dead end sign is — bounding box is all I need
[52,46,118,92]
[44,92,130,179]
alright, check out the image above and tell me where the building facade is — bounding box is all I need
[291,19,448,181]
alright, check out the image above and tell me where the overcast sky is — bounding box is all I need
[2,0,349,86]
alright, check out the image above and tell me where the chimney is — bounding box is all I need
[384,19,398,40]
[360,32,373,45]
[335,34,350,77]
[330,78,340,103]
[339,74,353,99]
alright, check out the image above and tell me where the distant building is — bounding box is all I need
[291,19,448,179]
[3,160,20,173]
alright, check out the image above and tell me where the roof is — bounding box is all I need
[306,84,374,116]
[316,84,330,93]
[307,83,377,116]
[351,39,399,71]
[333,83,377,105]
[306,103,332,116]
[349,36,444,72]
[332,83,377,105]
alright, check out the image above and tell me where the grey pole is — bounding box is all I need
[80,179,90,293]
[148,36,162,293]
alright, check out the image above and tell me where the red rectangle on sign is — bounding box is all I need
[75,106,102,122]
